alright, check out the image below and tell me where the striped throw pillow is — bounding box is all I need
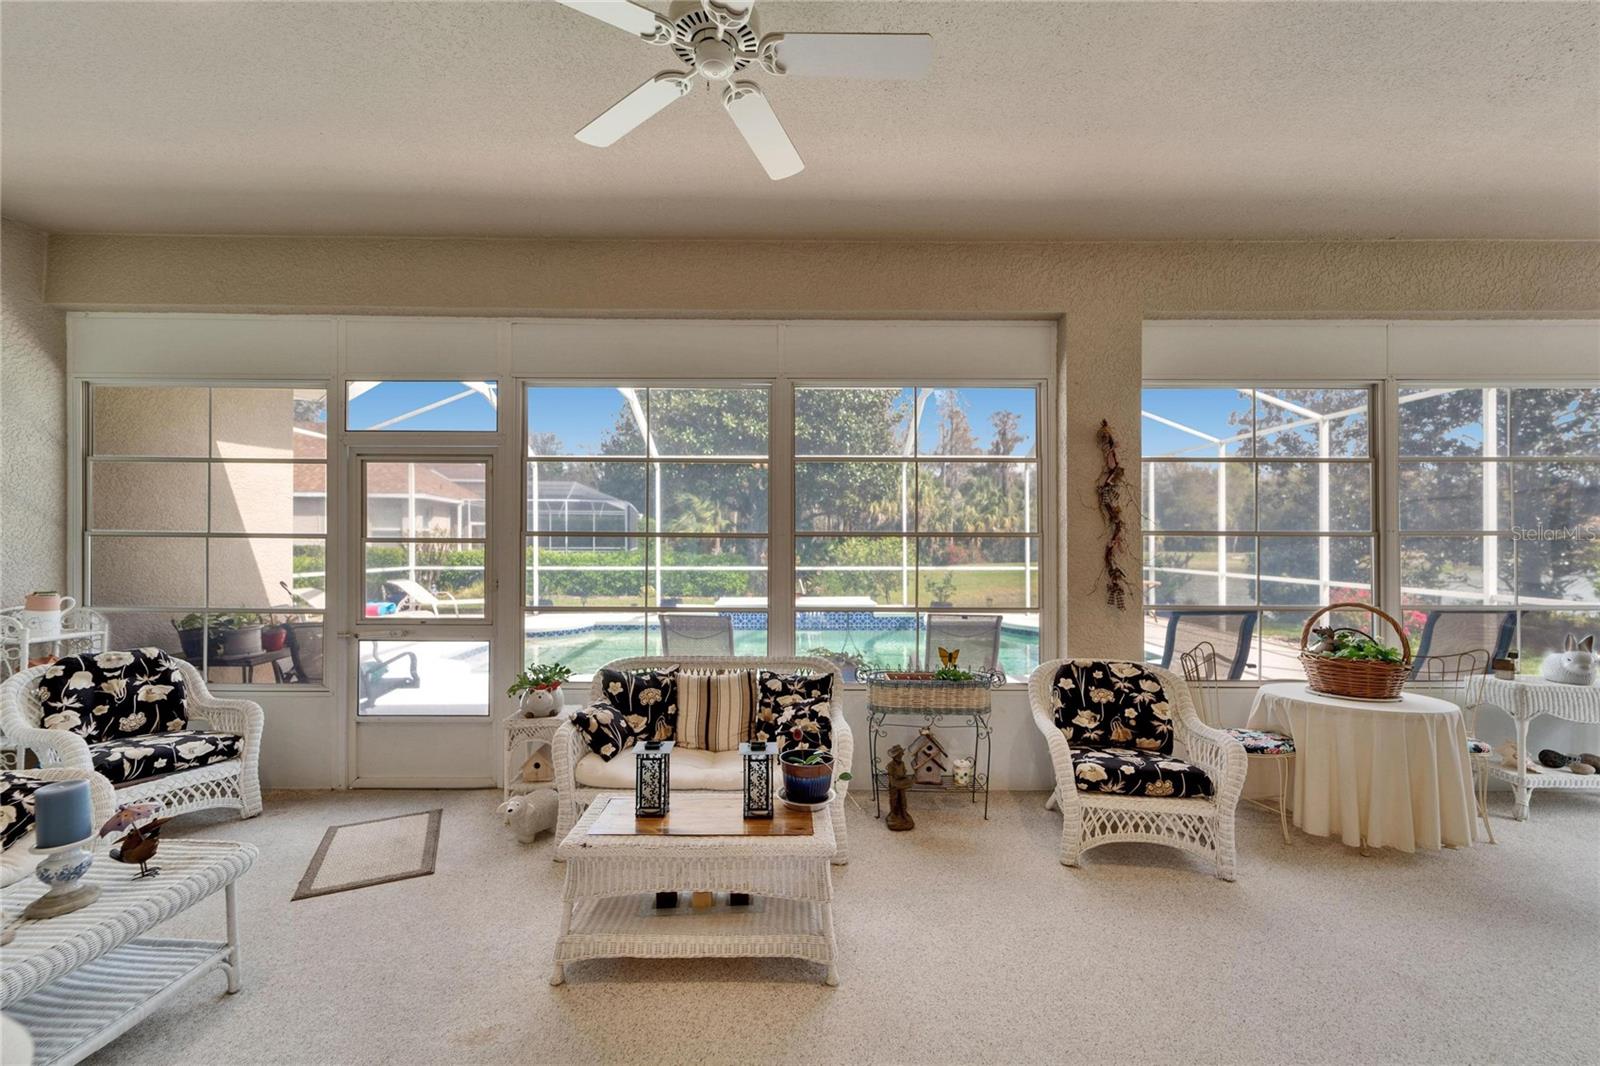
[675,671,712,750]
[704,670,753,752]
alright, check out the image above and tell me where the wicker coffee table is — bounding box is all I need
[552,792,840,987]
[2,839,256,1066]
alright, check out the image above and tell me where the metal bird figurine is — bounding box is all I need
[99,802,167,879]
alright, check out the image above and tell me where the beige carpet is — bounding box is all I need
[85,788,1597,1066]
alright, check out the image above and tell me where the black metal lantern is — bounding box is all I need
[740,741,775,819]
[633,740,673,816]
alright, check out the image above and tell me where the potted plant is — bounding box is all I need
[507,661,574,717]
[779,750,852,805]
[260,614,289,653]
[213,613,265,657]
[926,574,958,609]
[171,613,208,661]
[804,646,877,684]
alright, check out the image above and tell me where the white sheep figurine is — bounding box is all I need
[1539,634,1597,687]
[499,790,559,844]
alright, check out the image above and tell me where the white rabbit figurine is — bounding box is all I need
[1539,634,1597,686]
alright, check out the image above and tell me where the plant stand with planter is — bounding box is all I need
[861,669,1002,820]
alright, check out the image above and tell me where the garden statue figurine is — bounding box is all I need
[885,744,915,832]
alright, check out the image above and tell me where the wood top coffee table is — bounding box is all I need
[553,792,839,987]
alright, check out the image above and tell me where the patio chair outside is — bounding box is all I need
[660,614,735,656]
[1157,609,1257,680]
[1409,609,1514,677]
[384,578,460,617]
[924,614,1003,672]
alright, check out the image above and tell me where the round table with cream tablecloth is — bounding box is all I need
[1246,682,1476,852]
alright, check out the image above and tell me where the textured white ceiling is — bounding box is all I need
[2,1,1596,239]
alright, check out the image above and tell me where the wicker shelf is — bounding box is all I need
[558,894,831,964]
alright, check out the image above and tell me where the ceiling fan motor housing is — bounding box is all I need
[670,8,759,79]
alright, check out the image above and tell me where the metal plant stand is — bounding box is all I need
[861,670,1001,820]
[867,706,994,819]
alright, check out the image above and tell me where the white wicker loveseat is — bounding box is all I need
[553,655,850,864]
[1,653,263,821]
[1029,658,1247,880]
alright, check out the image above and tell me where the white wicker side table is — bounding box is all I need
[502,711,565,802]
[552,792,840,987]
[1465,676,1600,821]
[1,839,256,1066]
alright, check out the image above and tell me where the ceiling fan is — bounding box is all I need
[555,0,933,180]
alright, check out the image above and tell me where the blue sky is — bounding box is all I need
[347,381,499,432]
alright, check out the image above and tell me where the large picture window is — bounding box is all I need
[1141,386,1376,679]
[1397,386,1599,668]
[85,385,329,685]
[523,386,771,678]
[794,386,1041,681]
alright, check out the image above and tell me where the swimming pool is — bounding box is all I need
[525,611,1041,681]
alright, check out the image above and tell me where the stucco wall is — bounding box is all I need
[42,236,1600,658]
[1,218,68,605]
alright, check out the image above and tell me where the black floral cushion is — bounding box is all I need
[773,695,833,755]
[89,731,242,786]
[752,670,833,746]
[1050,660,1174,755]
[1072,748,1213,798]
[594,666,679,744]
[570,702,638,762]
[0,771,53,851]
[36,649,189,743]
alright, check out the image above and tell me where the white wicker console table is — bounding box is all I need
[552,792,839,987]
[1,839,256,1066]
[1465,676,1600,821]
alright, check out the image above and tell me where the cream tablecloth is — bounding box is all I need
[1247,682,1476,852]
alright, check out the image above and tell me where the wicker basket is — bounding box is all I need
[860,669,1003,714]
[1298,602,1413,700]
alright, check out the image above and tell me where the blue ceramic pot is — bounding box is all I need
[780,751,834,804]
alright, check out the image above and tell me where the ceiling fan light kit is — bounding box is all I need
[556,0,933,180]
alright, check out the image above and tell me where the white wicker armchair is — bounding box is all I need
[1029,659,1247,881]
[553,656,851,864]
[0,659,263,820]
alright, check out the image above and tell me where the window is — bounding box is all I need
[794,386,1041,681]
[346,380,498,432]
[1141,387,1376,679]
[86,385,329,685]
[1397,386,1599,669]
[524,386,770,677]
[361,460,488,620]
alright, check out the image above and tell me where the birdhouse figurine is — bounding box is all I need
[909,728,950,786]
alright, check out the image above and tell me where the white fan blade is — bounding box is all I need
[555,1,671,43]
[576,73,691,147]
[722,82,803,180]
[762,33,932,79]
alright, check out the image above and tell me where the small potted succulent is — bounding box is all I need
[780,749,852,806]
[507,661,574,717]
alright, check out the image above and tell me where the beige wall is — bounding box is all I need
[1,218,69,605]
[44,235,1600,657]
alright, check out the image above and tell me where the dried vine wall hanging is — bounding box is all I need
[1095,419,1133,610]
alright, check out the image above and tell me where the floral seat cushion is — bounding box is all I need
[1466,737,1493,756]
[36,649,188,743]
[0,771,56,851]
[1227,727,1294,755]
[89,731,241,786]
[1071,747,1214,798]
[1050,660,1174,755]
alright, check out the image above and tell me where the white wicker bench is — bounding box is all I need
[553,656,851,865]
